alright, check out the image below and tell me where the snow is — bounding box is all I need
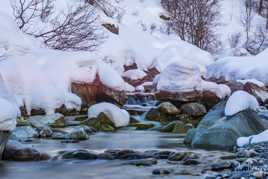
[88,102,130,127]
[237,130,268,147]
[207,49,268,85]
[0,98,18,131]
[237,79,265,87]
[123,69,147,80]
[156,62,231,99]
[225,91,260,116]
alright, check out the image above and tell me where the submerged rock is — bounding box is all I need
[60,149,98,160]
[185,102,268,150]
[52,126,91,140]
[180,102,207,117]
[3,140,49,161]
[11,126,39,140]
[160,121,192,133]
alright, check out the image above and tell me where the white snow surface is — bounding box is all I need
[207,49,268,85]
[237,129,268,147]
[88,102,130,127]
[123,69,147,80]
[225,91,260,116]
[156,62,231,98]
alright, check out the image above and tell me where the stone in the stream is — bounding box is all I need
[11,126,39,140]
[180,102,207,117]
[209,161,234,171]
[126,158,157,166]
[60,150,98,160]
[152,168,174,175]
[130,123,155,130]
[185,101,268,150]
[28,113,65,129]
[160,121,193,133]
[39,126,53,138]
[86,112,116,132]
[168,151,199,161]
[52,126,90,140]
[158,102,180,115]
[3,140,50,161]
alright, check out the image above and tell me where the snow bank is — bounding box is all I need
[88,102,130,127]
[156,62,231,98]
[123,69,147,80]
[225,91,259,116]
[207,49,268,84]
[237,130,268,147]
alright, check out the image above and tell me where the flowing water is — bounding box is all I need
[0,130,232,179]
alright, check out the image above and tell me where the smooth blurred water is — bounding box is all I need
[0,130,229,179]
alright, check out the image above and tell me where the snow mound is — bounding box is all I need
[237,130,268,147]
[123,69,147,80]
[156,62,231,99]
[207,49,268,84]
[88,102,130,127]
[225,91,259,116]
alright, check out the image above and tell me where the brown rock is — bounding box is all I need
[71,74,126,108]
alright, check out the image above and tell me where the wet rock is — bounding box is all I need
[243,82,268,104]
[180,102,207,117]
[11,126,39,140]
[152,168,174,175]
[3,140,50,161]
[60,150,98,160]
[210,161,234,171]
[86,112,116,132]
[182,159,201,165]
[39,127,53,138]
[130,123,155,130]
[153,151,175,159]
[158,102,180,115]
[168,152,199,161]
[185,101,268,150]
[28,113,65,129]
[160,121,193,133]
[125,158,157,166]
[52,126,90,140]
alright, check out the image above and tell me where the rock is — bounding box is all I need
[156,90,220,109]
[146,103,180,123]
[244,82,268,104]
[210,161,234,171]
[3,140,50,161]
[185,101,268,150]
[180,102,207,117]
[86,112,116,132]
[130,123,155,130]
[158,102,180,115]
[168,152,199,161]
[39,127,53,138]
[11,126,39,140]
[152,168,174,175]
[126,158,157,166]
[102,23,119,34]
[71,75,126,108]
[60,150,98,160]
[28,113,65,129]
[182,159,200,165]
[52,126,90,140]
[252,171,266,178]
[160,121,193,133]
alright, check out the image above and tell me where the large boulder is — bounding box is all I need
[71,75,127,108]
[185,102,268,150]
[180,102,207,117]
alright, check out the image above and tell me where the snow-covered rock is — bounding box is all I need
[88,103,130,127]
[156,62,231,99]
[123,69,147,81]
[0,98,18,131]
[237,129,268,147]
[225,91,260,116]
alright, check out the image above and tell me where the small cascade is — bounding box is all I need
[0,131,10,160]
